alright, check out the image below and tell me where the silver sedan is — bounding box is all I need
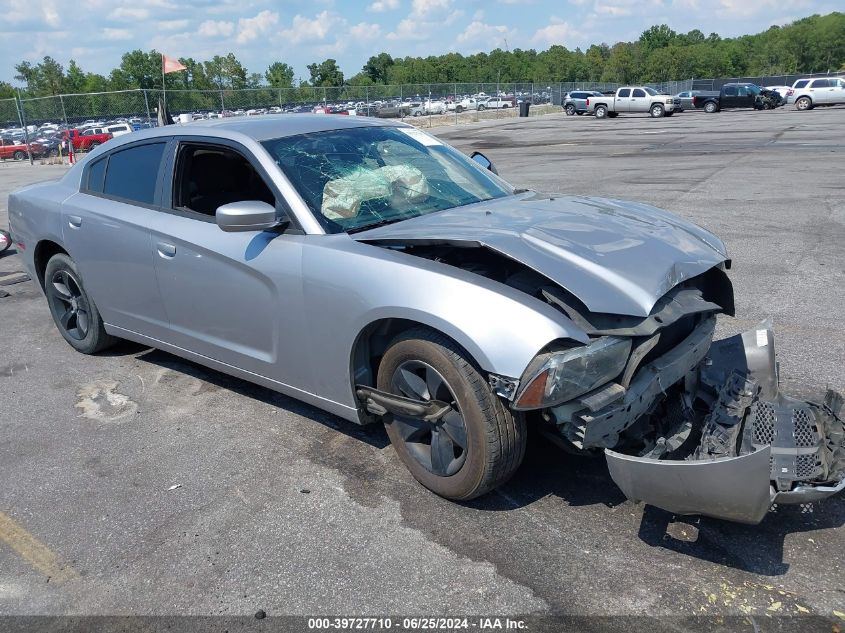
[9,115,843,522]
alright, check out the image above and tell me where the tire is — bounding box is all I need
[413,111,421,117]
[13,150,26,161]
[456,106,464,113]
[88,141,100,149]
[594,105,608,119]
[44,254,117,354]
[565,105,576,116]
[795,96,812,111]
[0,229,10,253]
[502,104,509,108]
[704,101,717,113]
[650,104,665,118]
[478,105,486,111]
[377,328,526,500]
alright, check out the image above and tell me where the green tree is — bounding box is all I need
[362,53,394,84]
[307,59,344,86]
[265,62,295,88]
[639,24,677,51]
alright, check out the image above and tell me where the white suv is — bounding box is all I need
[787,76,845,110]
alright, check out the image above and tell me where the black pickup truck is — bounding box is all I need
[693,83,783,113]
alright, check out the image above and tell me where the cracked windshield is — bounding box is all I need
[261,126,512,233]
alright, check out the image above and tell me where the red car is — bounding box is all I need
[63,127,113,152]
[0,137,42,161]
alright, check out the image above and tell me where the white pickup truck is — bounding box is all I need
[588,87,681,119]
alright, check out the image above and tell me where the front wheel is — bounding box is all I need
[378,329,526,500]
[565,105,576,116]
[44,254,116,354]
[594,105,608,119]
[795,96,812,111]
[650,104,665,118]
[13,150,26,161]
[477,105,486,111]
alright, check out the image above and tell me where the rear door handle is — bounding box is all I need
[68,215,82,228]
[156,242,176,258]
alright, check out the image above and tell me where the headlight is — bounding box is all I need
[666,98,674,104]
[513,337,631,410]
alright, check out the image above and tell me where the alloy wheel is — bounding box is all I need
[47,269,90,340]
[390,360,468,477]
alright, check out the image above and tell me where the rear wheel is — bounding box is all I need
[12,150,26,161]
[594,105,608,119]
[0,229,10,253]
[378,329,526,500]
[44,254,116,354]
[704,101,717,113]
[795,96,812,111]
[477,105,486,111]
[650,104,665,118]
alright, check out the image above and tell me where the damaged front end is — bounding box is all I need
[594,323,845,524]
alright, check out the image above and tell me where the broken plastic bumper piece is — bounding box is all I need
[604,321,844,524]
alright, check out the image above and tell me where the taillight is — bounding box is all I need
[586,98,590,106]
[787,89,794,96]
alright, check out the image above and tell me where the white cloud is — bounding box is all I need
[158,19,190,31]
[532,20,580,45]
[367,0,400,11]
[281,11,339,44]
[101,27,132,41]
[410,0,452,18]
[236,10,279,44]
[457,21,512,44]
[198,20,235,38]
[593,2,633,16]
[350,22,383,40]
[107,7,150,21]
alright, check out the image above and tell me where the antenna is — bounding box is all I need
[503,38,510,52]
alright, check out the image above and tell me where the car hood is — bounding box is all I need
[353,192,728,317]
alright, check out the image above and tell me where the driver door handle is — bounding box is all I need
[156,242,176,258]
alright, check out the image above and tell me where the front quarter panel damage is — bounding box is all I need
[604,321,845,524]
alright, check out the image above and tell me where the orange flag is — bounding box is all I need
[162,55,187,74]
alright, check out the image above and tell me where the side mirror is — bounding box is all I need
[216,200,281,232]
[470,151,498,175]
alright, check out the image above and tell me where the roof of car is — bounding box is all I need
[179,113,400,141]
[101,114,404,149]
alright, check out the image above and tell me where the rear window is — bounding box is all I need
[794,80,809,89]
[103,143,165,205]
[86,157,107,193]
[618,89,631,98]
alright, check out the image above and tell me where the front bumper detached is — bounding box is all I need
[604,321,844,524]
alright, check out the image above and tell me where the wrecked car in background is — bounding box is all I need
[8,115,844,525]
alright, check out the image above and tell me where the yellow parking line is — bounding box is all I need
[0,511,77,582]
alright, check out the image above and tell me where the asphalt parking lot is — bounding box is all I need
[0,107,843,622]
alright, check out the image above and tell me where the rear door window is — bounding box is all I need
[102,142,166,205]
[632,89,645,98]
[810,79,830,88]
[618,89,631,98]
[86,156,107,193]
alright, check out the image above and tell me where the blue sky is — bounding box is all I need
[1,0,838,83]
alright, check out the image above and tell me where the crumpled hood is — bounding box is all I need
[354,193,728,317]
